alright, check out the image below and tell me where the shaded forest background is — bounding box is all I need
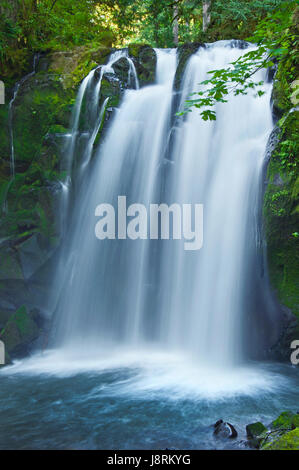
[0,0,292,80]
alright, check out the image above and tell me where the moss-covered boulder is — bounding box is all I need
[262,428,299,450]
[174,43,204,91]
[246,422,268,448]
[0,305,39,358]
[128,44,157,87]
[271,411,299,430]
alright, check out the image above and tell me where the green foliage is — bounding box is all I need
[183,1,298,119]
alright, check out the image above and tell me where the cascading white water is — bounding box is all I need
[51,42,274,369]
[158,42,273,366]
[58,49,139,235]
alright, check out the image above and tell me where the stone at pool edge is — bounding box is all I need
[262,428,299,450]
[213,419,238,439]
[246,422,267,448]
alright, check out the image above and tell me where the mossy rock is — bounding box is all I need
[271,411,299,430]
[0,248,23,281]
[264,108,299,344]
[12,73,74,170]
[128,45,157,87]
[100,75,122,108]
[0,104,10,167]
[128,43,151,59]
[112,58,131,87]
[246,422,268,448]
[0,305,39,356]
[174,43,204,91]
[262,428,299,450]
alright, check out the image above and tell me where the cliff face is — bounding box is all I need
[263,55,299,359]
[0,44,157,361]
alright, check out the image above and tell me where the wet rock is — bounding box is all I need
[128,45,157,87]
[174,43,204,91]
[0,305,40,358]
[262,428,299,450]
[100,74,122,108]
[271,411,299,431]
[16,234,52,280]
[214,419,238,439]
[0,248,23,281]
[112,58,131,87]
[246,422,267,448]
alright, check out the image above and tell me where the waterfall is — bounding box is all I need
[50,42,276,368]
[59,49,139,233]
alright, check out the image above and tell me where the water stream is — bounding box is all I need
[0,42,297,450]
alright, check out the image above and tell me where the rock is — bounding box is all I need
[262,428,299,450]
[0,248,23,281]
[271,411,299,430]
[174,43,204,91]
[0,305,39,358]
[128,45,157,87]
[112,58,131,87]
[214,419,238,439]
[246,422,267,439]
[246,422,268,448]
[16,234,52,280]
[100,74,122,108]
[0,308,14,330]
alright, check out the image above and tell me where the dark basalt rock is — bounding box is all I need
[112,57,131,87]
[246,421,268,448]
[213,419,238,439]
[174,42,204,91]
[129,45,157,87]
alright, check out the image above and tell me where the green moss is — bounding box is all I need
[12,74,74,167]
[247,422,267,438]
[262,428,299,450]
[272,411,299,430]
[246,422,268,448]
[127,45,156,87]
[0,104,10,164]
[264,109,299,321]
[128,43,151,58]
[100,77,121,108]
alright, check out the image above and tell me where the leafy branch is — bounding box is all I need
[179,0,298,120]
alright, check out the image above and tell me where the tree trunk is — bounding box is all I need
[202,0,211,33]
[173,0,179,46]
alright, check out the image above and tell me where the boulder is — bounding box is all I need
[213,419,238,439]
[271,411,299,430]
[174,43,204,91]
[262,428,299,450]
[128,45,157,87]
[246,422,268,448]
[16,234,52,280]
[0,305,40,358]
